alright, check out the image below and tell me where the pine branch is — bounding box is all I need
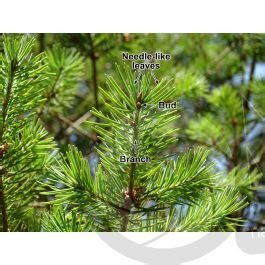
[0,41,18,231]
[0,43,19,231]
[38,45,84,116]
[45,65,250,232]
[42,206,93,232]
[0,36,55,231]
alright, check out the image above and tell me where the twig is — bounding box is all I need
[56,114,97,141]
[88,34,99,111]
[65,111,92,135]
[121,103,141,231]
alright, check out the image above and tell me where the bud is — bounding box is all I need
[136,102,142,109]
[0,143,9,158]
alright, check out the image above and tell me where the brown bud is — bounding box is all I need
[0,143,9,158]
[136,102,142,109]
[132,187,145,208]
[124,188,137,200]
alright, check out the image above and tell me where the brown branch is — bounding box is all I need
[227,49,257,170]
[88,34,99,112]
[128,108,140,195]
[121,97,141,231]
[56,114,97,141]
[65,111,92,135]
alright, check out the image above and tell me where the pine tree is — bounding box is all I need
[43,65,251,232]
[0,35,261,232]
[186,84,262,196]
[38,44,84,117]
[0,36,55,231]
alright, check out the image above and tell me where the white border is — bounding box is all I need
[0,0,264,33]
[0,233,264,265]
[0,1,264,264]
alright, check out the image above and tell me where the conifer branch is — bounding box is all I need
[38,45,84,117]
[0,36,55,231]
[0,34,262,232]
[0,55,18,232]
[44,64,257,232]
